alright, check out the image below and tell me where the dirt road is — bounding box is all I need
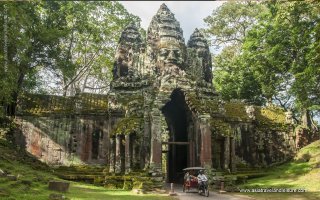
[172,185,254,200]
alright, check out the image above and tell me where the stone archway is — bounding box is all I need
[149,87,213,182]
[161,89,195,183]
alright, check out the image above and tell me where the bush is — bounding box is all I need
[296,153,311,163]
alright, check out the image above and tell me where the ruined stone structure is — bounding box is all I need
[15,4,317,186]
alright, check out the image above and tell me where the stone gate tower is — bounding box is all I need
[110,3,222,182]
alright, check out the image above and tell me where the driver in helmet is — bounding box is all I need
[197,170,208,191]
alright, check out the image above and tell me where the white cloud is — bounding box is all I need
[121,1,225,41]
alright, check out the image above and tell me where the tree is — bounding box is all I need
[204,1,266,48]
[0,1,64,115]
[0,1,142,116]
[42,1,141,96]
[242,1,320,128]
[205,1,320,128]
[203,1,266,104]
[213,45,263,104]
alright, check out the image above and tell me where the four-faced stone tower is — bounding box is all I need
[110,3,219,181]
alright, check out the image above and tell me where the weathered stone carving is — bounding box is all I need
[285,110,294,124]
[187,29,212,83]
[245,105,256,120]
[147,3,186,73]
[113,23,144,79]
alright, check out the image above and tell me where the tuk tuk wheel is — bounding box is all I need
[205,189,209,197]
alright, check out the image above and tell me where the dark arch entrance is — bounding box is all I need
[162,89,192,183]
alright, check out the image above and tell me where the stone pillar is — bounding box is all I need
[230,137,236,172]
[199,116,212,168]
[150,107,162,174]
[224,137,230,170]
[141,108,151,169]
[132,136,139,169]
[87,120,93,161]
[109,137,115,173]
[115,135,121,174]
[125,134,131,174]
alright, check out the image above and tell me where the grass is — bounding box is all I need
[233,192,320,200]
[68,183,173,200]
[0,138,175,200]
[237,140,320,200]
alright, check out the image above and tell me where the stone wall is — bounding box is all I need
[14,115,110,166]
[14,93,112,166]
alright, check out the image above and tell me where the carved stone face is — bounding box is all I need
[158,44,183,66]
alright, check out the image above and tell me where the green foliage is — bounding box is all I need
[242,1,320,111]
[213,46,264,104]
[203,1,266,105]
[0,2,63,112]
[204,1,266,47]
[0,1,142,116]
[44,1,142,95]
[111,117,143,136]
[295,140,320,163]
[204,0,320,125]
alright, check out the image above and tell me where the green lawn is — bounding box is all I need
[67,182,174,200]
[237,140,320,200]
[0,139,175,200]
[0,178,176,200]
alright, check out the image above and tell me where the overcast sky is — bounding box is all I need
[121,1,225,41]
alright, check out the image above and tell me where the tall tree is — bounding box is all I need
[43,1,141,96]
[204,0,320,127]
[242,1,320,127]
[0,1,63,115]
[0,1,142,116]
[203,1,266,104]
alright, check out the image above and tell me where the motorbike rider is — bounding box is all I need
[197,170,208,192]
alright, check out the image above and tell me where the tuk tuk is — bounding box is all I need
[182,167,209,197]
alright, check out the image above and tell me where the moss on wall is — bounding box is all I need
[255,106,288,131]
[210,118,233,136]
[185,92,219,114]
[110,117,143,136]
[77,93,109,112]
[225,102,250,121]
[17,93,109,116]
[116,93,144,107]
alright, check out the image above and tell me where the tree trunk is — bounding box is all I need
[6,70,25,116]
[301,108,312,129]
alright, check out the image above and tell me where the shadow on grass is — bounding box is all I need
[67,183,174,200]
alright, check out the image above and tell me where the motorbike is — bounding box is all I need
[198,180,209,197]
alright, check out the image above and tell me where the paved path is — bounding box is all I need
[171,184,254,200]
